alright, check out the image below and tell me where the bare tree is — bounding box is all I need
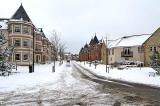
[50,30,66,63]
[50,30,60,55]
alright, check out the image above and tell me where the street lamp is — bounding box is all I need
[30,26,35,73]
[106,36,109,73]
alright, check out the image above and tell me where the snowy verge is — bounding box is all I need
[76,61,160,88]
[0,62,65,92]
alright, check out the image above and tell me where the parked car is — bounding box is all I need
[66,60,71,67]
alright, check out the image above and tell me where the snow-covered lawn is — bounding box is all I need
[0,62,65,92]
[77,62,160,87]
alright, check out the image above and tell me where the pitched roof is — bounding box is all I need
[93,35,99,44]
[107,34,151,48]
[11,4,32,22]
[84,43,89,48]
[89,39,94,45]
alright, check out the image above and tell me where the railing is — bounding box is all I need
[121,51,133,57]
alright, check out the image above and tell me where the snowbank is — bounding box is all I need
[77,62,160,87]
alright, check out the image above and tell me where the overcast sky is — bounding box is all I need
[1,0,160,54]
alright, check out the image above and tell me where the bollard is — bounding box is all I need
[52,65,55,72]
[29,65,33,73]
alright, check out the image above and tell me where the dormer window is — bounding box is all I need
[14,25,21,32]
[23,26,28,34]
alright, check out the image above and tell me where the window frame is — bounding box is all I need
[23,26,29,34]
[23,40,29,48]
[23,53,29,61]
[150,46,153,52]
[15,53,20,61]
[124,47,131,55]
[154,46,157,52]
[14,39,21,47]
[14,25,21,33]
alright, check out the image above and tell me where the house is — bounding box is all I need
[143,28,160,66]
[64,52,72,60]
[88,35,102,62]
[103,34,151,65]
[79,43,89,61]
[79,34,102,62]
[0,4,56,66]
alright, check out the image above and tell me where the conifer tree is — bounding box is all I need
[150,47,160,75]
[0,31,14,76]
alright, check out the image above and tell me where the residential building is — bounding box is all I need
[79,35,102,62]
[0,4,55,66]
[143,28,160,66]
[103,34,151,65]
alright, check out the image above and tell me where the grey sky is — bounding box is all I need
[1,0,160,54]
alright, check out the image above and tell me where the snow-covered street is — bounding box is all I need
[0,61,160,105]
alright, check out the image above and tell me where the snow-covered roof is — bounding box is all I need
[9,19,32,25]
[107,34,151,48]
[0,20,8,30]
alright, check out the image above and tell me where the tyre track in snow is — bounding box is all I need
[0,62,158,105]
[0,63,115,106]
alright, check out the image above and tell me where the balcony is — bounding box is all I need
[121,51,133,57]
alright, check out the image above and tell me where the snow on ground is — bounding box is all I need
[0,62,66,92]
[77,61,160,87]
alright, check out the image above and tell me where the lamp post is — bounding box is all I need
[106,36,109,73]
[32,26,35,73]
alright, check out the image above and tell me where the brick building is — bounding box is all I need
[79,35,102,62]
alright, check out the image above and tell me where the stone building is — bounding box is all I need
[0,4,55,66]
[101,34,152,66]
[143,28,160,66]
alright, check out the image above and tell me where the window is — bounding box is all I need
[150,46,152,52]
[15,54,20,61]
[23,40,28,47]
[94,46,98,50]
[23,26,28,34]
[124,48,130,55]
[23,54,28,61]
[154,46,157,52]
[112,48,114,55]
[37,35,41,41]
[108,49,110,55]
[15,40,20,47]
[36,45,41,51]
[14,25,20,32]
